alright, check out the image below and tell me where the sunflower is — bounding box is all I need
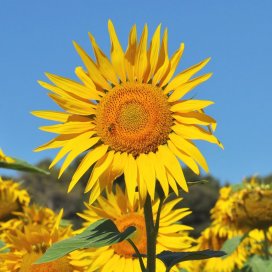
[192,186,246,272]
[33,20,222,204]
[231,177,272,231]
[71,186,195,271]
[196,180,272,272]
[0,177,30,221]
[0,210,83,272]
[0,205,63,238]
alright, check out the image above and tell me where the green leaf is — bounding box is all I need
[0,157,49,174]
[157,249,226,272]
[220,233,248,257]
[247,255,272,272]
[36,219,136,264]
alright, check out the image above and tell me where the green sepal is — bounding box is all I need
[187,180,209,186]
[156,249,226,272]
[0,157,49,174]
[36,219,136,264]
[0,240,10,253]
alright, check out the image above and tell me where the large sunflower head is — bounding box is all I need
[0,210,82,272]
[231,177,272,230]
[33,20,222,204]
[0,177,30,221]
[74,185,195,271]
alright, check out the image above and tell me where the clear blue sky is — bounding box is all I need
[1,0,271,184]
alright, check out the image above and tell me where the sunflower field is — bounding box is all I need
[0,20,271,272]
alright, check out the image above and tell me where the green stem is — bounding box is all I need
[127,238,147,272]
[144,194,156,272]
[263,228,270,260]
[154,190,165,235]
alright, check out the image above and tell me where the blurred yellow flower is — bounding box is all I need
[195,178,272,272]
[72,186,195,271]
[0,177,30,222]
[33,20,222,204]
[0,210,82,272]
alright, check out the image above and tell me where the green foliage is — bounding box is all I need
[0,156,49,174]
[36,219,136,264]
[242,255,272,272]
[157,249,226,272]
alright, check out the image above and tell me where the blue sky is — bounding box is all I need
[0,0,271,184]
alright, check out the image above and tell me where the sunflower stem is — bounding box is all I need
[127,238,147,272]
[144,194,156,272]
[154,186,165,235]
[263,228,270,260]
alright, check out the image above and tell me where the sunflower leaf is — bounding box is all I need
[246,255,272,272]
[36,219,136,264]
[0,157,49,174]
[220,233,248,257]
[157,250,226,272]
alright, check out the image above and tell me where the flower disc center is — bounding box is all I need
[96,83,173,157]
[112,213,147,257]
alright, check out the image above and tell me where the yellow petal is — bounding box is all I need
[110,152,126,181]
[153,29,169,85]
[165,170,178,195]
[124,154,138,205]
[159,224,193,234]
[31,110,71,122]
[45,72,99,100]
[172,123,223,148]
[167,140,200,175]
[49,131,96,169]
[73,41,111,90]
[160,42,184,87]
[48,93,96,115]
[160,198,182,218]
[68,144,109,192]
[158,145,188,192]
[135,24,148,82]
[173,111,217,131]
[164,57,211,94]
[75,66,96,90]
[150,152,169,197]
[34,134,76,152]
[169,133,209,172]
[160,208,191,224]
[108,20,126,82]
[136,153,156,200]
[89,33,119,85]
[59,136,100,177]
[85,151,115,193]
[170,99,214,113]
[39,121,95,134]
[168,73,212,102]
[125,24,137,82]
[145,24,161,82]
